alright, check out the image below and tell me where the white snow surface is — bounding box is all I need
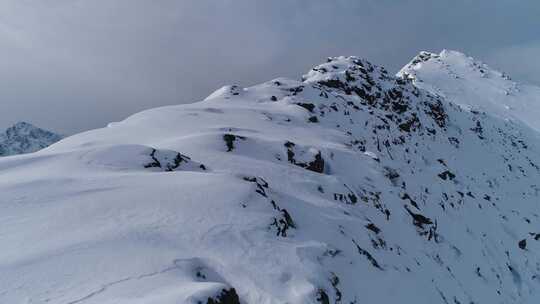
[399,49,540,132]
[3,54,540,303]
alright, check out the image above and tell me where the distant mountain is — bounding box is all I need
[2,52,540,303]
[0,122,62,156]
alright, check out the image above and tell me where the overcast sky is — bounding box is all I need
[1,1,539,134]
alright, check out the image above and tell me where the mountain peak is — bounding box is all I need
[12,121,33,128]
[404,50,440,67]
[0,122,63,156]
[399,49,506,81]
[397,49,540,132]
[6,121,42,135]
[302,55,392,85]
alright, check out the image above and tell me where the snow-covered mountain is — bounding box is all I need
[0,121,62,156]
[2,52,540,304]
[399,50,540,132]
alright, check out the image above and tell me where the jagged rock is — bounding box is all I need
[223,134,246,152]
[284,141,325,173]
[206,288,240,304]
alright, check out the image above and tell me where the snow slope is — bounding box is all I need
[399,50,540,132]
[0,121,62,156]
[3,54,540,303]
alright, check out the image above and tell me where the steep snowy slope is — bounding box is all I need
[2,55,540,304]
[0,121,62,156]
[399,50,540,132]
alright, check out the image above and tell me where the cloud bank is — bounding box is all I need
[0,0,539,133]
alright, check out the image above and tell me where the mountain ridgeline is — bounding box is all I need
[2,51,540,303]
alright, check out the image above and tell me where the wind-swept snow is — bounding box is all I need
[2,53,540,303]
[399,50,540,132]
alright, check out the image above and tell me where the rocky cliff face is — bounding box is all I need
[2,52,540,304]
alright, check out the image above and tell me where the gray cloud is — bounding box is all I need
[485,42,540,85]
[0,0,539,134]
